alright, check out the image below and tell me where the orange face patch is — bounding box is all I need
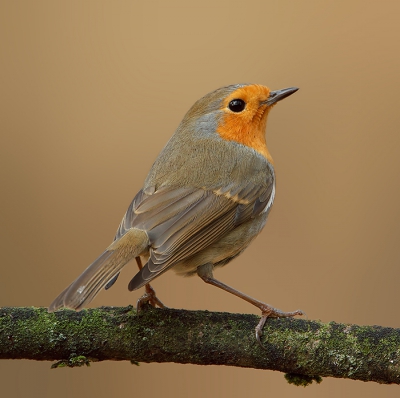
[217,85,273,163]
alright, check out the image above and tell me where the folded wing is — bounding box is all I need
[122,177,274,291]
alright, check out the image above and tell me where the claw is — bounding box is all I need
[145,284,166,308]
[133,257,167,312]
[255,305,304,350]
[136,284,167,313]
[255,315,268,350]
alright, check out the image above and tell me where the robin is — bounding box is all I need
[49,83,303,346]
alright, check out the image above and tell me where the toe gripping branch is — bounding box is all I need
[135,257,167,312]
[255,306,304,350]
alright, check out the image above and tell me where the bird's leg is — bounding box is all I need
[197,264,303,350]
[135,257,167,311]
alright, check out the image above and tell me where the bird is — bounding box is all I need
[48,83,303,346]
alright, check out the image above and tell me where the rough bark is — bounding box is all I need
[1,306,399,386]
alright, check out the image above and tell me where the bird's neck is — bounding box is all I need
[217,113,273,164]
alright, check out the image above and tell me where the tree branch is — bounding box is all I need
[1,306,399,385]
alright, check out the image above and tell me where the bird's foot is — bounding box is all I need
[136,284,167,313]
[255,304,304,350]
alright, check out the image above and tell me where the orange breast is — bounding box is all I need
[217,108,273,164]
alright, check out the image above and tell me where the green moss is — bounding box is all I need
[285,373,323,387]
[2,306,400,384]
[51,360,68,368]
[51,355,91,368]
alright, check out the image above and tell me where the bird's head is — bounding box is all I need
[184,84,298,163]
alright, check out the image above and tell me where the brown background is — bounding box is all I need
[1,1,400,396]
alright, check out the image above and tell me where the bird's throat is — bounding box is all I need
[217,110,273,164]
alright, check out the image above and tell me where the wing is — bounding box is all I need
[115,175,274,291]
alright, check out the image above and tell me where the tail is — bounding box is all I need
[48,228,148,312]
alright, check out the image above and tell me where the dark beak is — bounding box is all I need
[263,87,299,106]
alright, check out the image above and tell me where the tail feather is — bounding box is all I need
[48,228,148,312]
[104,272,119,290]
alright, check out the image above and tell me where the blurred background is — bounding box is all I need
[1,1,400,396]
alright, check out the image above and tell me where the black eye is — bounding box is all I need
[228,99,246,112]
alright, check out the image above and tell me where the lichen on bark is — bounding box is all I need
[1,306,400,385]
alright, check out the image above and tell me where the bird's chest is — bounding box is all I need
[145,134,272,192]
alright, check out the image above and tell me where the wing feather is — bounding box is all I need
[124,180,273,290]
[106,169,275,292]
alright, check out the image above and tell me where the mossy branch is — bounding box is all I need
[1,306,399,385]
